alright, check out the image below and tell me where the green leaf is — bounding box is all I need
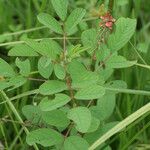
[51,0,68,21]
[90,92,116,121]
[54,64,66,80]
[15,58,31,76]
[79,21,88,31]
[39,94,70,111]
[98,68,114,81]
[8,44,39,57]
[108,17,137,52]
[39,80,67,95]
[96,44,110,62]
[24,39,41,55]
[64,136,89,150]
[68,44,88,59]
[38,57,53,79]
[41,39,62,59]
[67,107,92,133]
[106,55,137,68]
[0,80,11,90]
[87,117,100,133]
[67,60,99,88]
[37,13,63,34]
[42,109,70,128]
[65,8,86,35]
[0,58,15,77]
[106,80,127,89]
[75,85,105,100]
[97,92,116,120]
[25,39,61,59]
[8,75,27,91]
[81,29,97,53]
[22,105,42,124]
[66,26,78,35]
[26,128,64,147]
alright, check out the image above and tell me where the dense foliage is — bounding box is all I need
[0,0,150,150]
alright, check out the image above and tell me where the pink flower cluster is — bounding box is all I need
[99,12,116,30]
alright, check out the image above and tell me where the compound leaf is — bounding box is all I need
[39,94,70,111]
[39,80,67,95]
[26,128,64,147]
[64,136,89,150]
[0,58,15,77]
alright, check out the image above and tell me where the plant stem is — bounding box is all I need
[109,0,114,12]
[9,128,24,150]
[0,37,80,47]
[0,123,8,149]
[10,89,39,101]
[105,87,150,96]
[28,77,46,82]
[0,89,39,105]
[136,63,150,70]
[29,71,39,75]
[0,26,46,37]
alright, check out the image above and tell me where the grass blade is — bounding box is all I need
[89,102,150,150]
[0,90,39,150]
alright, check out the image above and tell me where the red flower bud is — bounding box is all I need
[99,12,115,30]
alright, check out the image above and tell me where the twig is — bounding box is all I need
[0,37,80,47]
[28,77,46,82]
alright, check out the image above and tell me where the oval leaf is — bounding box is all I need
[26,128,64,147]
[37,13,63,34]
[65,8,86,35]
[75,85,105,100]
[42,109,70,128]
[22,105,42,124]
[64,136,89,150]
[81,29,97,54]
[38,57,53,79]
[51,0,68,21]
[8,75,27,91]
[54,64,66,80]
[90,92,116,121]
[67,107,92,133]
[106,55,137,68]
[108,17,137,52]
[0,58,15,77]
[39,80,67,95]
[39,94,70,111]
[87,117,100,133]
[0,81,11,90]
[8,44,39,57]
